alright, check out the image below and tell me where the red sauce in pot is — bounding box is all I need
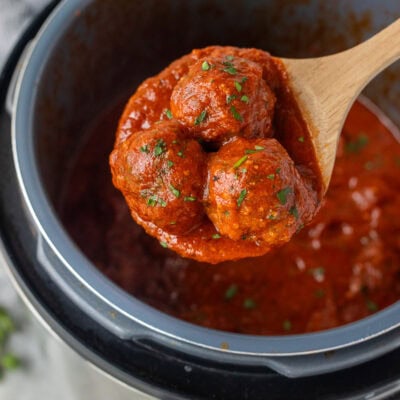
[61,97,400,335]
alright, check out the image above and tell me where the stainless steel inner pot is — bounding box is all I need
[11,0,400,378]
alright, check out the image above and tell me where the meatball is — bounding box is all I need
[110,121,206,235]
[170,55,276,143]
[205,137,316,245]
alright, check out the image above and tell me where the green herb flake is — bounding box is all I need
[222,61,237,75]
[184,196,197,202]
[225,284,238,300]
[226,55,234,61]
[201,61,210,71]
[212,233,221,239]
[158,198,167,207]
[154,139,167,156]
[1,354,20,371]
[276,167,281,174]
[165,109,173,120]
[169,184,181,198]
[167,160,174,168]
[309,267,325,281]
[241,76,248,84]
[194,110,207,126]
[234,81,242,92]
[226,94,237,104]
[298,136,305,143]
[160,241,168,248]
[147,195,158,207]
[224,210,230,216]
[245,145,264,155]
[345,133,369,154]
[233,155,248,169]
[366,299,378,312]
[283,319,292,332]
[237,189,247,207]
[230,105,243,122]
[177,151,184,158]
[276,187,292,205]
[240,95,249,103]
[243,298,256,309]
[290,205,299,219]
[140,145,150,154]
[267,174,275,180]
[314,289,325,299]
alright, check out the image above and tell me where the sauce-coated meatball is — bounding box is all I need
[170,55,276,143]
[205,137,316,245]
[110,121,206,235]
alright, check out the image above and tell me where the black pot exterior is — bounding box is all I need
[4,0,400,398]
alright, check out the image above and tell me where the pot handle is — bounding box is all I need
[6,40,35,116]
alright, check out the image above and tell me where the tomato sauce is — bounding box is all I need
[109,47,322,263]
[60,98,400,335]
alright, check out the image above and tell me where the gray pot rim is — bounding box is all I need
[11,0,400,357]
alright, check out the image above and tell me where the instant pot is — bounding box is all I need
[2,0,400,398]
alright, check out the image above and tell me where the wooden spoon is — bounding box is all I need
[281,18,400,192]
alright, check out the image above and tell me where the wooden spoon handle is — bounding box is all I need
[282,18,400,190]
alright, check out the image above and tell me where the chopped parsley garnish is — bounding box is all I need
[243,298,256,309]
[201,61,210,71]
[222,61,237,75]
[267,214,277,220]
[147,195,167,207]
[298,136,305,143]
[224,210,230,216]
[276,187,292,205]
[225,284,238,299]
[167,160,174,168]
[241,76,248,83]
[140,145,150,153]
[230,105,243,122]
[226,94,237,104]
[345,133,369,154]
[169,184,181,198]
[276,167,281,174]
[366,299,378,312]
[237,189,247,207]
[245,145,265,154]
[234,81,242,92]
[160,241,168,248]
[165,109,173,119]
[283,319,292,331]
[241,95,249,103]
[177,151,184,157]
[194,110,207,125]
[226,55,234,61]
[314,289,325,298]
[309,267,325,281]
[233,155,248,169]
[154,139,167,156]
[212,233,221,239]
[184,196,197,202]
[147,196,158,207]
[290,205,299,219]
[267,174,275,180]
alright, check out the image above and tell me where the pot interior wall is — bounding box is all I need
[33,0,400,206]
